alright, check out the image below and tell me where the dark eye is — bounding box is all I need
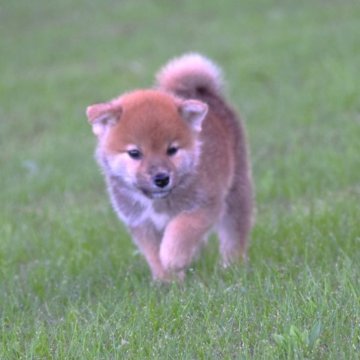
[127,149,142,160]
[167,146,178,156]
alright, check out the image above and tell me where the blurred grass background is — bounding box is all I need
[1,0,359,358]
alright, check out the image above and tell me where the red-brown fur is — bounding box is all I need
[86,53,253,281]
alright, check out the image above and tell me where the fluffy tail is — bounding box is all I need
[156,53,223,97]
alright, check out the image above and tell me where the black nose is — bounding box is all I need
[153,173,170,188]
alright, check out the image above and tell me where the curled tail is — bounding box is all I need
[156,53,223,98]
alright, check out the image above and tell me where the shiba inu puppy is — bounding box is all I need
[86,53,253,281]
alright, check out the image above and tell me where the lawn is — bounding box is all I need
[1,0,359,358]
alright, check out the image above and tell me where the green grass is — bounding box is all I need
[1,0,360,358]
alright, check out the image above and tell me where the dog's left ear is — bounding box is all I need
[86,101,122,137]
[179,100,208,132]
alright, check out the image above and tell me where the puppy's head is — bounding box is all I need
[86,90,207,199]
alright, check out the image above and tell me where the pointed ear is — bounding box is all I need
[179,100,208,132]
[86,101,122,137]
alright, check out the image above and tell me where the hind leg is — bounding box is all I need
[217,181,253,266]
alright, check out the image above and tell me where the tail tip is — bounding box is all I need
[156,52,223,94]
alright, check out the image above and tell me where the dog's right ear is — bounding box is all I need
[86,101,122,137]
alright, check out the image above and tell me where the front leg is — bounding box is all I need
[130,224,166,281]
[159,208,218,277]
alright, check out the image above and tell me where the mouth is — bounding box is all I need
[141,189,171,199]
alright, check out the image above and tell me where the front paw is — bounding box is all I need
[159,242,192,274]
